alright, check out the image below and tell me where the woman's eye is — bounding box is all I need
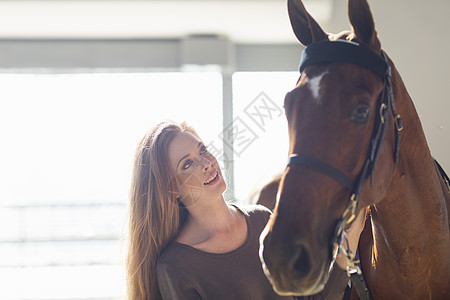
[350,103,371,123]
[200,145,208,154]
[182,159,193,170]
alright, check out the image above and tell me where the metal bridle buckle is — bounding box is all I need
[347,263,363,277]
[395,114,403,131]
[379,103,387,124]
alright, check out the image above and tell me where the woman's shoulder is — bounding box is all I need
[157,240,194,273]
[157,241,179,265]
[232,203,272,222]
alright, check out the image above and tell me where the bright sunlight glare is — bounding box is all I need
[0,71,297,299]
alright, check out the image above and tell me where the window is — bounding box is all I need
[0,70,298,299]
[232,72,298,202]
[0,72,222,299]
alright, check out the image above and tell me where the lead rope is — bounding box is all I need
[338,228,372,300]
[336,201,372,300]
[335,196,372,300]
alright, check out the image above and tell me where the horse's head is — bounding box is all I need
[260,0,400,295]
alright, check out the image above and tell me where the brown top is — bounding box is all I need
[157,204,349,300]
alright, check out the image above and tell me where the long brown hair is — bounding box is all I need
[126,121,197,300]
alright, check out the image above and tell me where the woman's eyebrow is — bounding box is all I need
[176,142,203,169]
[177,154,190,169]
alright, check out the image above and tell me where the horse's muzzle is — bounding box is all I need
[260,228,330,296]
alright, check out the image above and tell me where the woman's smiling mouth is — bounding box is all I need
[204,170,219,185]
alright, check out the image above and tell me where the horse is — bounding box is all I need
[247,173,282,211]
[259,0,450,299]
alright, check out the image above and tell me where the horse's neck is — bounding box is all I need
[376,65,449,235]
[367,66,450,295]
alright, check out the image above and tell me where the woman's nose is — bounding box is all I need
[200,156,212,171]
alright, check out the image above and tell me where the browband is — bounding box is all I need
[299,40,388,78]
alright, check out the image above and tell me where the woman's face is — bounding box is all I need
[167,132,226,206]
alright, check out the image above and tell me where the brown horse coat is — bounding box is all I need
[259,0,450,299]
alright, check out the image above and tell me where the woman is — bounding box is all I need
[126,120,365,300]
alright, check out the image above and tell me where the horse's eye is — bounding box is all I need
[350,103,370,123]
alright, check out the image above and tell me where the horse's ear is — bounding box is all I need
[348,0,381,52]
[288,0,328,46]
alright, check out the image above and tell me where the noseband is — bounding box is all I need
[287,40,403,300]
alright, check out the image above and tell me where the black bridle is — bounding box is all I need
[286,40,403,300]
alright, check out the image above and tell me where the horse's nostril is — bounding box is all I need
[291,244,312,280]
